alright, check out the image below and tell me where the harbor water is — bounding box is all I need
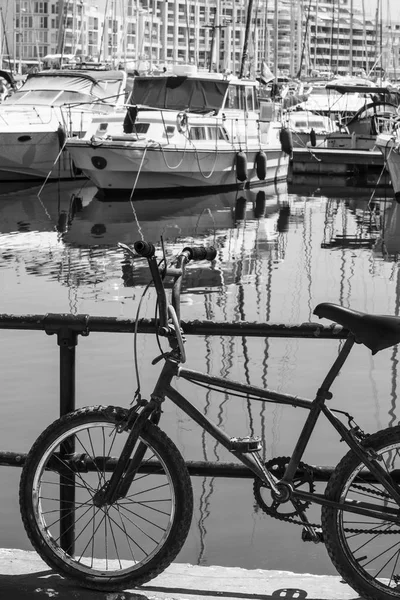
[0,176,399,576]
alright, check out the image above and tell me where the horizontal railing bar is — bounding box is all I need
[0,314,347,339]
[0,451,377,482]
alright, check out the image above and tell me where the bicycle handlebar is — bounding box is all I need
[122,240,216,342]
[181,246,217,262]
[133,240,156,258]
[134,240,216,263]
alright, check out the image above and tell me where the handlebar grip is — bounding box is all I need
[182,246,217,261]
[134,240,156,258]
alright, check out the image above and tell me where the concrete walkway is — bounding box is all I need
[0,548,362,600]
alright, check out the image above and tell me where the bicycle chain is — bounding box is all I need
[253,456,400,536]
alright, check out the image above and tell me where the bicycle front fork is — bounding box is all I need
[93,401,160,507]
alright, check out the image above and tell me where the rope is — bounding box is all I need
[128,144,149,203]
[368,141,395,209]
[37,132,69,198]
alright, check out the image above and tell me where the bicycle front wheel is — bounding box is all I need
[19,406,193,591]
[322,425,400,600]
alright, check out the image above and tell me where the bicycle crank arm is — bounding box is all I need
[295,490,400,524]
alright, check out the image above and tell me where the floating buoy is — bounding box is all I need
[255,151,267,180]
[254,190,266,218]
[236,151,248,182]
[277,205,291,233]
[234,196,247,221]
[56,212,68,233]
[310,128,317,147]
[57,125,67,149]
[280,127,293,156]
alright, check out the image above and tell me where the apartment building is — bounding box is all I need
[0,0,398,80]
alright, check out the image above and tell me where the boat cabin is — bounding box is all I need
[128,69,260,115]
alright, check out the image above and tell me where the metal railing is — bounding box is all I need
[0,312,348,479]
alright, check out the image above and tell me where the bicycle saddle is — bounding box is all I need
[314,302,400,355]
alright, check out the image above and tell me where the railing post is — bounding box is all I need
[43,314,89,554]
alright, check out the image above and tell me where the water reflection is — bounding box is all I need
[3,179,400,575]
[0,180,291,295]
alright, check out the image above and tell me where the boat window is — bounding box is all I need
[96,79,123,103]
[4,90,62,105]
[162,126,175,137]
[56,91,99,106]
[208,126,228,140]
[245,87,254,111]
[254,92,259,111]
[134,123,150,134]
[226,86,241,109]
[189,126,207,140]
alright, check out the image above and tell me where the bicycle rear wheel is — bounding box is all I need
[19,406,193,591]
[322,425,400,600]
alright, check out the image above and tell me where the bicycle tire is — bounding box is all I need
[19,406,193,591]
[322,425,400,600]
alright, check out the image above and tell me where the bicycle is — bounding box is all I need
[19,239,400,600]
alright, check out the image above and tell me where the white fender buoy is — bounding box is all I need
[236,151,248,182]
[254,190,266,218]
[234,196,247,221]
[255,151,267,180]
[280,127,293,156]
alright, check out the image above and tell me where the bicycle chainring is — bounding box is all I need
[253,456,315,522]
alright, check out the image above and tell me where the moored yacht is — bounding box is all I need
[65,65,289,195]
[0,68,130,181]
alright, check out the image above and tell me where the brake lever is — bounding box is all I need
[118,242,137,259]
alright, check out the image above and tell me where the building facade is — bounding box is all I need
[0,0,398,80]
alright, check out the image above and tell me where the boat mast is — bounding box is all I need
[297,0,313,78]
[239,0,254,77]
[273,0,278,78]
[349,0,353,75]
[56,0,65,54]
[361,0,368,74]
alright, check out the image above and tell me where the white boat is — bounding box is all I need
[65,66,289,195]
[0,68,130,181]
[286,110,339,148]
[376,130,400,199]
[290,83,400,186]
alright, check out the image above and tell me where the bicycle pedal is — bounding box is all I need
[230,436,262,453]
[301,527,324,544]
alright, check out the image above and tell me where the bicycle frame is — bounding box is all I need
[131,332,400,525]
[111,242,400,526]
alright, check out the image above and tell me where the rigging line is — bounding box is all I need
[194,208,217,245]
[261,252,273,462]
[157,140,188,170]
[128,145,148,204]
[197,296,215,567]
[368,143,394,210]
[128,198,145,242]
[388,267,400,428]
[37,136,69,199]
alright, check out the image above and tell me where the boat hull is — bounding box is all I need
[66,140,289,193]
[288,146,389,187]
[0,130,84,180]
[376,134,400,198]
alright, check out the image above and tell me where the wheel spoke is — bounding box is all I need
[322,428,400,597]
[20,410,192,589]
